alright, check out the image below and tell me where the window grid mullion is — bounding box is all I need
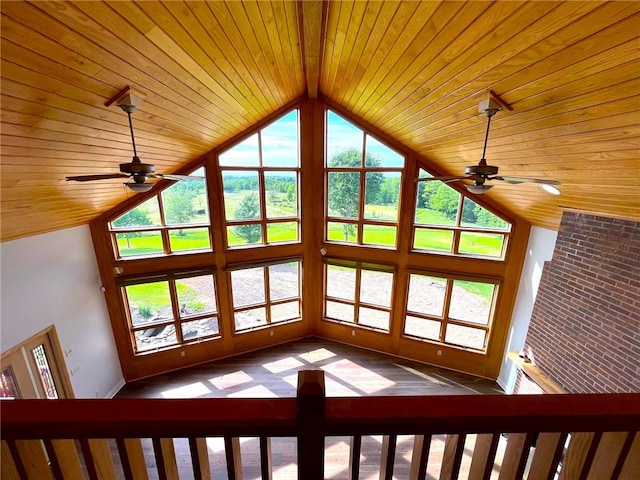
[264,266,271,324]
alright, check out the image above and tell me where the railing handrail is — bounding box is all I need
[3,393,640,440]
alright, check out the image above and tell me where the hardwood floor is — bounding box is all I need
[115,338,505,479]
[116,337,503,399]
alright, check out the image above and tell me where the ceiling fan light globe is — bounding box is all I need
[540,183,561,195]
[466,184,493,194]
[126,182,153,193]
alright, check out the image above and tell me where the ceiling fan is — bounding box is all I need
[417,98,561,195]
[66,93,202,193]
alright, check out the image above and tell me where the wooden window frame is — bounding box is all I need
[119,270,220,354]
[322,260,395,333]
[403,270,500,353]
[324,109,405,249]
[228,258,303,334]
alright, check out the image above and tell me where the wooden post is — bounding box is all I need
[297,370,326,480]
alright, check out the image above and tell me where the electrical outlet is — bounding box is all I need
[437,350,442,356]
[270,330,274,336]
[352,330,356,336]
[95,389,100,398]
[70,366,80,376]
[180,351,185,357]
[64,348,73,357]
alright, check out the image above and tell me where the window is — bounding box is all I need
[110,167,210,258]
[414,169,510,258]
[122,271,219,353]
[404,272,497,351]
[220,110,300,247]
[325,110,404,248]
[324,262,394,332]
[230,260,302,333]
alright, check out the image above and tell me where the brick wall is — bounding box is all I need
[516,212,640,393]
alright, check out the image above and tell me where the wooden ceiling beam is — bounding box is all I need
[297,0,327,99]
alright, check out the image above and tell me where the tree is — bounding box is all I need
[328,148,384,240]
[233,192,261,243]
[430,184,460,221]
[112,208,152,248]
[164,189,195,234]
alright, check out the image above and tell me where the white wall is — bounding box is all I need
[497,226,558,393]
[1,225,124,398]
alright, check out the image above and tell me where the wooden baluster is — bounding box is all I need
[498,433,535,480]
[559,433,595,480]
[348,435,362,480]
[259,436,273,480]
[1,440,21,479]
[468,433,499,480]
[225,436,243,480]
[618,432,640,480]
[16,440,53,479]
[297,370,326,480]
[152,438,179,480]
[116,438,149,480]
[45,439,84,479]
[190,437,212,480]
[527,432,567,480]
[440,434,465,480]
[585,432,627,479]
[409,434,431,480]
[380,434,397,480]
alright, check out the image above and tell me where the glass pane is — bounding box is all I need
[126,281,173,325]
[404,316,441,341]
[326,265,356,301]
[0,367,19,398]
[265,171,297,218]
[461,197,509,230]
[360,270,393,307]
[162,178,208,227]
[176,275,216,317]
[415,182,459,226]
[228,224,262,246]
[181,317,219,341]
[266,222,298,243]
[407,275,446,317]
[219,134,259,166]
[269,262,300,301]
[325,301,354,322]
[364,172,400,220]
[449,280,495,325]
[231,268,265,307]
[327,171,360,218]
[365,135,404,167]
[135,325,178,352]
[445,324,486,350]
[169,228,211,252]
[235,307,267,331]
[112,197,161,228]
[327,110,363,164]
[413,228,453,252]
[358,307,389,331]
[223,172,260,220]
[116,231,164,257]
[363,224,396,247]
[271,301,300,323]
[459,232,504,257]
[261,110,299,167]
[327,222,357,243]
[31,344,59,399]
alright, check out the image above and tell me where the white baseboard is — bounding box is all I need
[105,378,126,399]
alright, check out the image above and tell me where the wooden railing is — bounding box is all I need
[2,371,639,479]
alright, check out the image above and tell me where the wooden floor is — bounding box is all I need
[115,338,505,479]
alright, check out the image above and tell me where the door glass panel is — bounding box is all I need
[31,344,59,399]
[0,367,20,399]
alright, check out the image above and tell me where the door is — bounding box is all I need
[1,326,73,399]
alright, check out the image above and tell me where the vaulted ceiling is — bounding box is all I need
[1,1,639,242]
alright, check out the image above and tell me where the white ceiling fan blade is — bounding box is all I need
[492,176,561,185]
[149,173,205,181]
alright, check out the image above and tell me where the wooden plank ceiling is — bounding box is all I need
[1,1,639,241]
